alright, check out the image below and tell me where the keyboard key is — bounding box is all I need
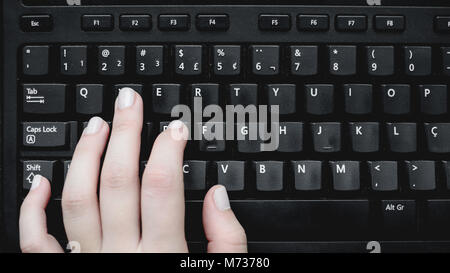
[292,161,322,191]
[374,16,405,32]
[114,84,143,97]
[76,84,103,115]
[236,123,263,153]
[344,84,373,115]
[198,122,226,152]
[336,15,367,32]
[259,14,291,31]
[424,123,450,153]
[330,161,360,191]
[175,45,203,75]
[119,14,151,31]
[229,84,257,106]
[435,16,450,33]
[22,122,70,148]
[297,14,329,31]
[23,84,66,114]
[22,160,56,190]
[290,46,318,76]
[420,85,447,115]
[381,200,416,237]
[404,46,432,76]
[382,84,411,115]
[305,84,334,115]
[159,15,190,31]
[136,45,164,76]
[328,45,357,76]
[60,45,88,76]
[251,45,280,75]
[82,15,114,31]
[349,122,379,152]
[152,84,181,114]
[386,123,417,153]
[216,161,245,191]
[98,45,126,76]
[20,15,53,32]
[254,161,284,191]
[213,45,241,76]
[63,160,71,180]
[266,84,296,115]
[23,45,49,76]
[277,122,303,152]
[367,46,394,76]
[190,84,220,111]
[425,200,450,238]
[311,122,341,153]
[183,161,207,190]
[406,161,436,191]
[196,14,229,31]
[369,161,398,191]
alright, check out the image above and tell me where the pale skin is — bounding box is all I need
[19,88,247,253]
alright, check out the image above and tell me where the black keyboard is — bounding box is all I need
[3,0,450,253]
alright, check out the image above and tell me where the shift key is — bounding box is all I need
[23,122,69,148]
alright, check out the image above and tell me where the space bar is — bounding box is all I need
[185,200,370,241]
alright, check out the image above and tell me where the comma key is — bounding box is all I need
[22,122,69,148]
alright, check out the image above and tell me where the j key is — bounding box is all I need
[183,161,207,190]
[367,46,394,76]
[259,14,291,31]
[23,45,49,76]
[404,46,432,76]
[297,15,329,31]
[369,161,398,191]
[22,122,69,148]
[277,122,303,152]
[305,84,334,115]
[82,15,114,31]
[216,161,245,191]
[375,16,405,32]
[175,45,202,76]
[254,161,284,191]
[420,85,447,115]
[381,200,416,237]
[441,47,450,75]
[190,84,220,110]
[98,46,126,76]
[213,45,241,76]
[344,84,373,115]
[76,84,103,115]
[311,123,341,153]
[120,15,152,31]
[290,46,318,76]
[22,160,56,190]
[251,45,280,75]
[152,84,181,114]
[382,84,411,115]
[229,84,258,106]
[425,200,450,238]
[328,46,357,76]
[63,160,71,180]
[23,84,66,114]
[336,15,367,32]
[330,161,360,191]
[405,161,436,191]
[349,122,379,152]
[266,84,296,115]
[197,15,230,31]
[386,123,417,153]
[198,122,226,152]
[159,15,190,31]
[424,123,450,153]
[292,161,322,191]
[60,46,87,76]
[136,46,164,76]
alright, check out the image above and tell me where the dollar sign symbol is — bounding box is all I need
[179,49,184,58]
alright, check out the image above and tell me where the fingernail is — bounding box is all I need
[83,116,104,135]
[30,175,42,191]
[117,87,136,109]
[214,186,231,211]
[168,120,189,141]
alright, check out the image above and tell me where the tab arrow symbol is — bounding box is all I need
[26,173,35,184]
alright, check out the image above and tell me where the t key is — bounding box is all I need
[251,45,280,75]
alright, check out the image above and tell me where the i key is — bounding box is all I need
[98,46,126,76]
[404,46,432,76]
[328,45,357,76]
[251,45,280,75]
[175,45,203,75]
[61,45,88,76]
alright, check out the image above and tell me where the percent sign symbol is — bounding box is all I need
[217,49,226,57]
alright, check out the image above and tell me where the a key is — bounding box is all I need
[311,123,341,153]
[305,84,334,115]
[292,161,322,191]
[382,84,411,115]
[22,84,66,114]
[213,45,241,76]
[290,46,318,76]
[254,161,284,191]
[60,45,87,75]
[98,45,126,76]
[419,85,447,115]
[367,46,394,76]
[22,160,56,190]
[251,45,280,75]
[328,45,357,75]
[183,161,207,190]
[136,45,164,76]
[277,122,303,152]
[344,84,373,115]
[424,123,450,153]
[175,45,203,75]
[405,161,436,190]
[76,84,103,115]
[228,84,258,106]
[386,123,417,153]
[216,161,245,191]
[404,46,432,76]
[349,122,379,152]
[197,122,226,152]
[368,161,398,191]
[190,83,220,111]
[23,45,49,76]
[330,161,360,191]
[381,200,416,237]
[22,122,70,148]
[266,84,296,115]
[152,84,181,114]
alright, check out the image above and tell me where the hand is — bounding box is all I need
[19,88,247,253]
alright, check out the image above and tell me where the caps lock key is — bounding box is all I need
[22,122,69,148]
